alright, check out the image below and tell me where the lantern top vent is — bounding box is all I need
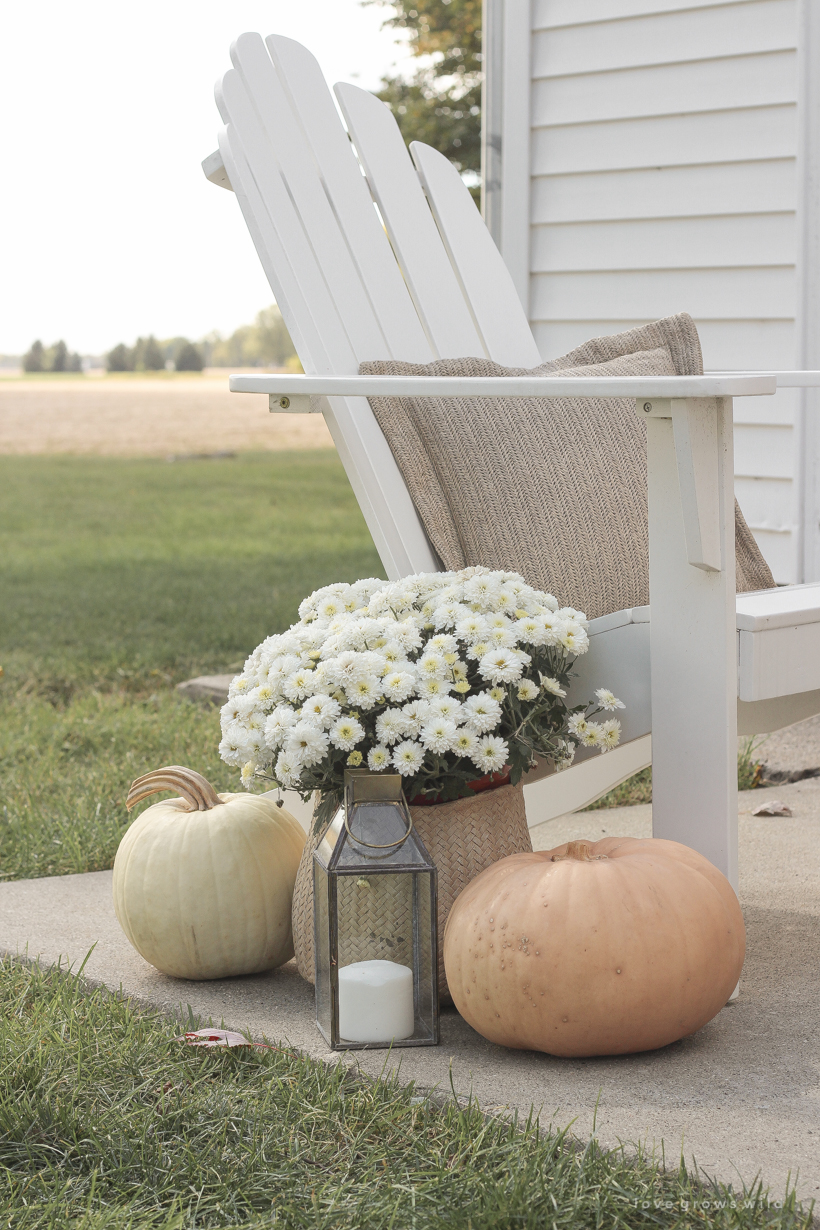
[315,770,435,873]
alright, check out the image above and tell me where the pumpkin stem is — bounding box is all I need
[126,766,225,813]
[551,839,608,863]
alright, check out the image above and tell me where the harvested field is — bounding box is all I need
[0,375,334,456]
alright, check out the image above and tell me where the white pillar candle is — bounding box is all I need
[337,960,415,1043]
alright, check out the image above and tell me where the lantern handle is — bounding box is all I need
[343,808,414,850]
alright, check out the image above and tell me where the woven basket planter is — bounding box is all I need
[291,782,532,1003]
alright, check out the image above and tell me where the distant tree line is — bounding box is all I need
[203,305,299,369]
[105,335,204,373]
[23,339,83,373]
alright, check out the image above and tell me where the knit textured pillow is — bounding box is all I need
[361,313,774,620]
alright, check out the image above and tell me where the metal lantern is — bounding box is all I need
[313,770,439,1050]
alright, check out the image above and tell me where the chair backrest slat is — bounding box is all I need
[217,68,357,374]
[335,82,485,360]
[265,34,432,365]
[410,142,543,369]
[230,34,398,365]
[217,62,437,577]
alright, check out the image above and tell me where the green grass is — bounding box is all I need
[0,956,810,1229]
[0,452,382,879]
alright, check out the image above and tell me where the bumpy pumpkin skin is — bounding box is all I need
[113,795,305,980]
[443,836,745,1057]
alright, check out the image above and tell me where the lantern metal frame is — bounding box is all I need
[313,770,439,1051]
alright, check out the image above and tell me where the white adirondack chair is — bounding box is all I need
[203,33,820,888]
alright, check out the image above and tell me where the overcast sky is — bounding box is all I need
[1,1,410,355]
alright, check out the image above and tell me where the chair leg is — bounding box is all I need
[643,396,738,889]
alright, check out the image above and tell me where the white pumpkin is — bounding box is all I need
[113,766,305,980]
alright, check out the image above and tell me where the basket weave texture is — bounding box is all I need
[291,783,532,1003]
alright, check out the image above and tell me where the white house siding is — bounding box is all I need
[492,0,805,582]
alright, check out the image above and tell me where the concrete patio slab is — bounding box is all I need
[2,779,818,1203]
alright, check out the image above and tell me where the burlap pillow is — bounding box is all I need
[361,312,774,620]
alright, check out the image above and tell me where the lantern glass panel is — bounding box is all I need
[313,772,439,1050]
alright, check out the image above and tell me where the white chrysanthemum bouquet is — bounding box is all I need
[219,567,624,827]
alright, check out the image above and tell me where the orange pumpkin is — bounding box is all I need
[443,836,745,1056]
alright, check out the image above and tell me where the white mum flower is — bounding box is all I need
[240,761,258,788]
[595,688,625,711]
[514,615,546,646]
[427,632,457,654]
[346,673,381,710]
[417,651,448,679]
[465,640,491,661]
[540,676,567,698]
[393,740,425,776]
[283,667,315,702]
[274,749,302,789]
[367,745,391,771]
[417,676,453,699]
[455,613,488,642]
[580,723,602,748]
[478,649,523,685]
[219,734,247,766]
[462,692,502,733]
[560,622,589,655]
[487,626,516,649]
[420,717,457,753]
[382,670,416,703]
[599,719,621,750]
[378,639,406,666]
[229,673,253,695]
[463,574,501,606]
[427,696,463,723]
[329,715,365,751]
[300,693,342,728]
[376,710,406,745]
[517,679,540,702]
[567,713,589,738]
[432,601,465,629]
[285,722,329,767]
[221,695,256,725]
[390,620,423,652]
[264,705,298,749]
[400,700,429,736]
[451,728,478,758]
[471,735,509,773]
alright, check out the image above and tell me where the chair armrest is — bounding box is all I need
[202,150,233,191]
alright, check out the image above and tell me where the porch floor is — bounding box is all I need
[2,779,817,1203]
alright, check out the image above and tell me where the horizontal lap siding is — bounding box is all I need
[528,0,799,581]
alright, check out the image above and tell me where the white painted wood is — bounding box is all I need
[646,396,738,884]
[796,0,820,582]
[202,149,232,190]
[334,83,485,359]
[531,109,796,179]
[230,33,391,364]
[523,735,652,826]
[215,67,437,581]
[532,0,794,77]
[532,51,796,128]
[229,373,777,398]
[531,214,795,274]
[531,161,796,225]
[265,34,432,365]
[739,623,820,700]
[531,268,795,322]
[498,0,532,310]
[410,141,538,367]
[736,580,820,629]
[534,0,757,26]
[670,398,724,573]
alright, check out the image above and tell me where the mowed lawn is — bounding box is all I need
[0,451,382,880]
[0,451,811,1228]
